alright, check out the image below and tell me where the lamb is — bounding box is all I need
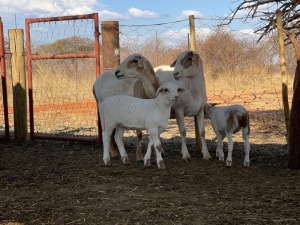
[154,50,211,162]
[204,103,250,167]
[99,82,184,169]
[93,53,161,162]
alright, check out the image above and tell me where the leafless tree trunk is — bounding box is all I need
[287,32,300,169]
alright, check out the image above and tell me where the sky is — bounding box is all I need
[0,0,242,26]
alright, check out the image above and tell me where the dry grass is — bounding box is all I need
[0,58,294,141]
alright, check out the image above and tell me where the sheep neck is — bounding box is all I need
[140,69,161,98]
[154,97,173,119]
[185,71,206,100]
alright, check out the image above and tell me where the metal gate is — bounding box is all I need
[25,13,101,143]
[0,17,9,141]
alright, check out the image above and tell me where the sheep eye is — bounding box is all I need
[164,88,169,92]
[131,59,138,64]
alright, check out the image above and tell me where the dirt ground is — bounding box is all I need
[1,116,300,225]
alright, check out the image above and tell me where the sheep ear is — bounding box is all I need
[137,59,145,68]
[156,86,163,96]
[170,59,177,67]
[193,53,200,66]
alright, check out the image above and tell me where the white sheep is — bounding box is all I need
[204,103,250,167]
[99,82,184,169]
[93,53,161,162]
[154,50,211,162]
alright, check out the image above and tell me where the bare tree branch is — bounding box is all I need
[224,0,300,41]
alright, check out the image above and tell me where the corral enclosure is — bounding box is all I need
[0,14,295,141]
[1,13,300,225]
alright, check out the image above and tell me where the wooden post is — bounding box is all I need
[286,31,300,169]
[189,15,202,152]
[276,10,290,140]
[101,21,120,72]
[0,18,10,140]
[9,29,27,141]
[189,15,196,51]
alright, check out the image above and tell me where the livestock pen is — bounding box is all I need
[1,13,299,225]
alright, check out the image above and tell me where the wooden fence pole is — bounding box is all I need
[9,29,27,141]
[189,15,196,51]
[286,31,300,169]
[189,15,202,152]
[276,10,290,140]
[101,21,120,72]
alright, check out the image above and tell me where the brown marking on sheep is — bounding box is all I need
[238,112,250,135]
[158,160,166,169]
[226,112,235,132]
[126,55,142,69]
[133,80,150,99]
[181,51,194,69]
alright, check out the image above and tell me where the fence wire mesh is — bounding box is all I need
[0,14,295,142]
[27,17,98,140]
[119,17,294,127]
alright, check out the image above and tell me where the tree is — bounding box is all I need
[226,0,300,169]
[37,37,94,54]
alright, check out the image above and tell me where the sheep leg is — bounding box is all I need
[149,129,165,169]
[216,134,224,161]
[114,127,130,165]
[136,130,144,162]
[175,111,191,162]
[226,133,233,167]
[144,136,153,167]
[196,109,211,160]
[103,129,114,166]
[109,138,118,159]
[242,128,250,166]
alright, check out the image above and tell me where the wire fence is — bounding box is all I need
[119,17,295,119]
[0,13,295,141]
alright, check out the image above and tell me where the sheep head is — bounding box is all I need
[115,53,154,79]
[203,103,219,119]
[171,50,203,80]
[156,82,186,104]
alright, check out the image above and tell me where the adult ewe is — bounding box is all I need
[155,50,211,162]
[93,53,161,161]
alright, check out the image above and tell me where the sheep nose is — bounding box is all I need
[115,70,120,76]
[173,71,179,76]
[175,96,179,101]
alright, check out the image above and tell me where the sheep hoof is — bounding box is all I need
[122,156,130,165]
[103,159,112,166]
[244,161,250,167]
[158,160,166,169]
[219,156,224,161]
[226,160,232,167]
[182,152,191,163]
[202,152,212,160]
[183,158,191,163]
[144,159,151,167]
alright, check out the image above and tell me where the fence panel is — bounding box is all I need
[118,18,294,127]
[0,17,9,141]
[25,13,100,142]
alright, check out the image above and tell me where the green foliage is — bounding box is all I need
[37,37,94,54]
